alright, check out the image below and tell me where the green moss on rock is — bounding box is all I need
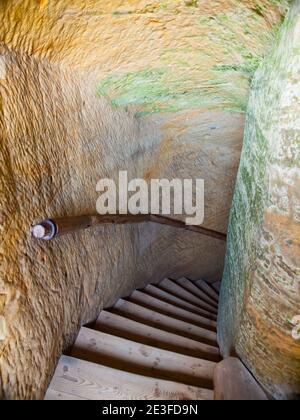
[218,1,300,399]
[97,2,288,115]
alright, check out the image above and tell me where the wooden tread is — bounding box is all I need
[45,388,88,400]
[195,280,220,304]
[45,278,221,400]
[45,356,214,400]
[175,278,218,308]
[143,284,217,321]
[112,299,218,347]
[71,327,216,389]
[95,310,220,362]
[212,281,221,293]
[159,279,218,315]
[129,290,217,331]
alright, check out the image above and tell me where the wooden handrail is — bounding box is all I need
[31,214,227,242]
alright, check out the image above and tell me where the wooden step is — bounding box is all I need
[129,290,217,331]
[143,284,217,321]
[212,281,221,294]
[71,327,216,389]
[159,279,218,315]
[95,311,220,362]
[45,355,214,400]
[214,358,268,400]
[112,299,218,347]
[45,388,88,400]
[195,280,220,304]
[175,278,218,308]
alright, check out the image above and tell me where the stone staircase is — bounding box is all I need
[45,278,221,400]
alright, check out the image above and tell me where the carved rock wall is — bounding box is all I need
[0,0,288,399]
[218,1,300,400]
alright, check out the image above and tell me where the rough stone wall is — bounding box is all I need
[0,46,230,399]
[0,0,288,400]
[218,1,300,400]
[0,0,287,114]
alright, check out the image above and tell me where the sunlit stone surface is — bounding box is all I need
[0,0,293,399]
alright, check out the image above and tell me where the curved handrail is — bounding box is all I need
[31,214,227,242]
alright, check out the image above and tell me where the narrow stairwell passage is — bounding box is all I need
[45,278,221,400]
